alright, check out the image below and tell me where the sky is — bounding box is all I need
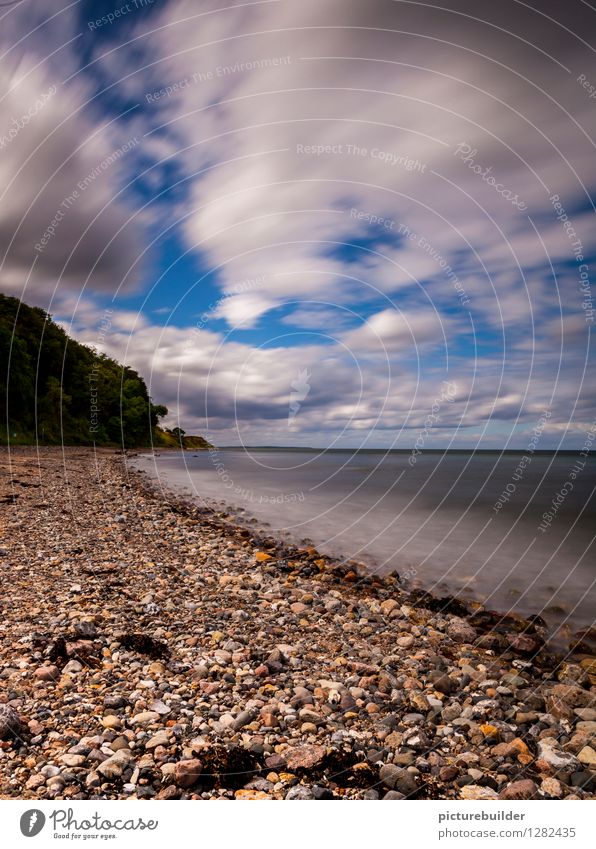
[0,0,595,448]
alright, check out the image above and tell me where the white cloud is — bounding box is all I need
[2,0,595,447]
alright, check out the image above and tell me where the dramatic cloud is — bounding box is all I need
[0,1,146,303]
[3,0,596,446]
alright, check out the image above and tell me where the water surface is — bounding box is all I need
[132,448,595,641]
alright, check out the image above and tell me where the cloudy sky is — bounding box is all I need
[1,0,595,448]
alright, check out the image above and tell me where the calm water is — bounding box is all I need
[132,449,595,641]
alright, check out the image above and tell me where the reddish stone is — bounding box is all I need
[285,745,326,771]
[499,779,538,800]
[174,759,203,788]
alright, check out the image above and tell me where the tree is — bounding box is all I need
[0,294,171,447]
[150,404,168,427]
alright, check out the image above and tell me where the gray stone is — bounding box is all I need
[233,709,256,731]
[383,790,405,799]
[145,730,170,749]
[0,704,22,740]
[285,785,315,800]
[97,750,133,781]
[447,619,476,643]
[379,764,418,795]
[149,700,171,716]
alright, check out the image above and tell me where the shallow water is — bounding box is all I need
[132,448,595,641]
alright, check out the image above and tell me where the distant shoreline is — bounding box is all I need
[214,446,591,455]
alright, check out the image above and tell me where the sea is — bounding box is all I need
[131,448,595,643]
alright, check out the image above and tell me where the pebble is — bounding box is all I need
[145,731,170,750]
[499,780,538,800]
[536,739,579,773]
[0,448,594,803]
[460,785,499,800]
[285,785,315,799]
[33,665,59,681]
[379,764,418,796]
[447,619,477,643]
[97,751,133,781]
[173,759,203,788]
[285,745,326,771]
[578,746,596,767]
[235,789,270,799]
[60,754,86,768]
[131,711,160,725]
[540,777,563,797]
[0,704,22,740]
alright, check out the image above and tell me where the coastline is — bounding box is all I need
[0,447,594,800]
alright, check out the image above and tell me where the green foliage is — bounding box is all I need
[0,294,167,446]
[155,427,213,450]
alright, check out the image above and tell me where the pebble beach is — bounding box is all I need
[0,447,595,801]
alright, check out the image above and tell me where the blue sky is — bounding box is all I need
[0,0,594,448]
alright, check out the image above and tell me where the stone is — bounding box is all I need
[235,789,270,799]
[104,695,126,709]
[0,704,22,740]
[508,634,541,655]
[578,746,596,767]
[265,753,286,770]
[382,790,405,799]
[574,708,596,721]
[312,785,335,799]
[447,619,476,643]
[149,700,171,715]
[379,764,417,795]
[290,602,307,614]
[439,766,459,782]
[25,774,46,790]
[285,745,326,771]
[299,708,323,724]
[541,777,563,797]
[536,739,578,774]
[491,737,532,765]
[433,674,456,695]
[460,785,499,800]
[291,686,314,708]
[97,750,133,781]
[33,665,59,681]
[545,684,591,721]
[498,779,538,800]
[60,754,86,767]
[396,635,414,649]
[156,785,180,799]
[244,777,273,792]
[174,759,203,788]
[442,703,462,722]
[73,621,98,639]
[145,730,170,749]
[40,765,60,779]
[570,771,596,792]
[402,728,430,750]
[285,785,315,799]
[233,709,256,731]
[392,752,415,766]
[101,715,121,729]
[131,711,160,725]
[380,599,400,615]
